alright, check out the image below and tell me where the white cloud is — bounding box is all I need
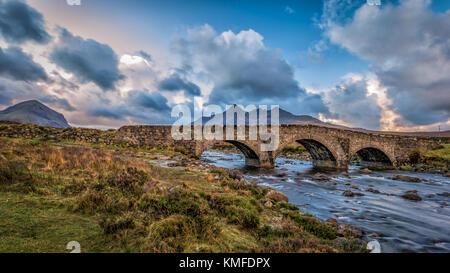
[322,0,450,128]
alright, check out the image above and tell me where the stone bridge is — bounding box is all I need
[115,124,438,170]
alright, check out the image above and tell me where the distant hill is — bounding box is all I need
[0,100,70,128]
[194,106,335,126]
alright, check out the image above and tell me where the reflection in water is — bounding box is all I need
[201,150,450,253]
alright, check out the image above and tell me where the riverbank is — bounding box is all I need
[399,144,450,176]
[0,137,366,253]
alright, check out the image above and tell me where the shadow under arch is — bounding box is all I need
[225,140,260,168]
[352,147,393,170]
[278,139,337,169]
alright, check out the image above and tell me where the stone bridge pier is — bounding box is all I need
[115,124,438,171]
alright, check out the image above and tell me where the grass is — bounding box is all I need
[0,192,108,253]
[0,136,366,253]
[280,143,307,154]
[405,144,450,170]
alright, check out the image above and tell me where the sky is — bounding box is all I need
[0,0,449,131]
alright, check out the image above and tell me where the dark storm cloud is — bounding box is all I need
[173,25,328,115]
[158,73,201,96]
[40,95,76,111]
[88,105,130,120]
[0,46,48,82]
[0,92,10,105]
[50,29,124,91]
[88,90,171,123]
[127,89,171,112]
[324,0,450,126]
[0,83,12,105]
[0,0,51,44]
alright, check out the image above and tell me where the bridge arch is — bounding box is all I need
[351,146,394,170]
[276,138,339,169]
[198,140,261,168]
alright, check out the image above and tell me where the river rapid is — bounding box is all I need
[201,150,450,253]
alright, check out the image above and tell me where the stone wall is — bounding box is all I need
[0,123,116,145]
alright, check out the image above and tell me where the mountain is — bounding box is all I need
[0,100,70,128]
[194,106,336,126]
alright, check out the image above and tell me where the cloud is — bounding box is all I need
[136,50,153,63]
[127,89,171,112]
[0,0,51,44]
[322,75,382,130]
[39,95,76,111]
[158,73,201,97]
[50,28,124,91]
[322,0,450,126]
[173,25,328,115]
[88,89,171,124]
[285,6,296,14]
[0,46,48,82]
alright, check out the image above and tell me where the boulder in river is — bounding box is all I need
[392,175,422,183]
[359,168,372,174]
[343,190,355,197]
[401,190,422,201]
[312,173,330,182]
[367,188,381,194]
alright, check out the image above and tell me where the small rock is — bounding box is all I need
[367,188,380,194]
[207,174,215,182]
[280,168,288,171]
[437,192,450,197]
[264,201,273,208]
[401,190,422,201]
[343,190,355,197]
[351,185,360,190]
[312,173,330,182]
[360,168,372,174]
[392,175,422,183]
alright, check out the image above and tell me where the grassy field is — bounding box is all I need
[0,137,365,253]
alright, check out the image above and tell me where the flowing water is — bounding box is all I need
[201,150,450,253]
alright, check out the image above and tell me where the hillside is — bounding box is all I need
[0,100,70,128]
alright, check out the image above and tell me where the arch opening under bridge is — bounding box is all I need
[351,147,394,170]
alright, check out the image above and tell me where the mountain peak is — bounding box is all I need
[195,106,334,126]
[0,100,70,128]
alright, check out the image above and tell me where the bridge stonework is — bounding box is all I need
[114,124,438,170]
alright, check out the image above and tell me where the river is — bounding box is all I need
[200,150,450,253]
